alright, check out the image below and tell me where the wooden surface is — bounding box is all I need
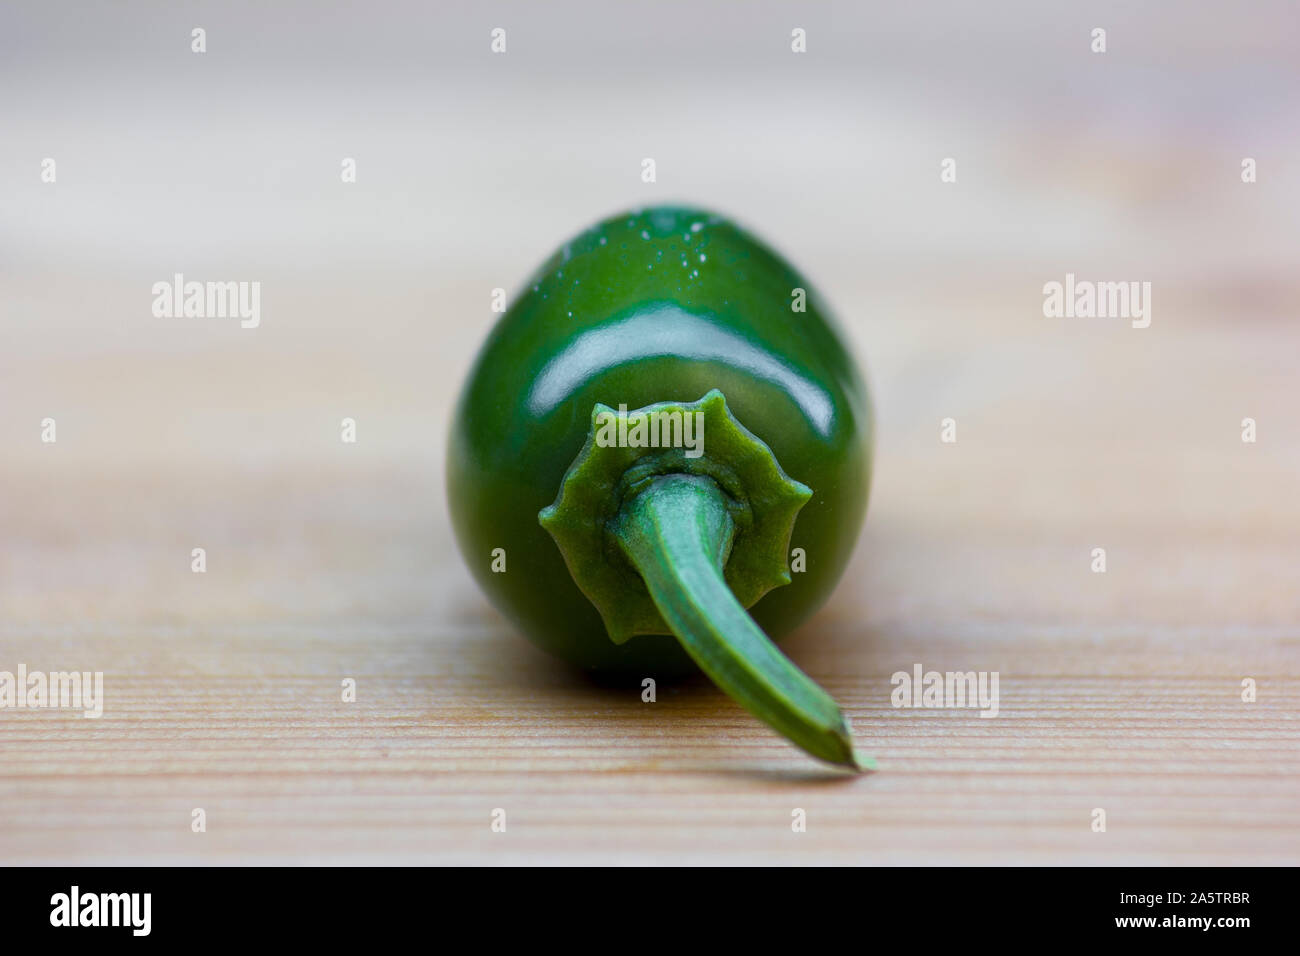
[3,2,1299,865]
[3,309,1298,865]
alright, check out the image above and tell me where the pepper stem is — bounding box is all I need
[610,473,872,771]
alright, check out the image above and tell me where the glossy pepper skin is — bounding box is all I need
[447,206,872,679]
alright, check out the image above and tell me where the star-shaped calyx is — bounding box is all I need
[539,389,812,643]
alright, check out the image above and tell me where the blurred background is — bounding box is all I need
[1,1,1297,864]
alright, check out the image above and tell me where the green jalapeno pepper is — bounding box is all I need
[447,206,873,769]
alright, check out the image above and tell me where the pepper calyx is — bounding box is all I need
[538,389,812,644]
